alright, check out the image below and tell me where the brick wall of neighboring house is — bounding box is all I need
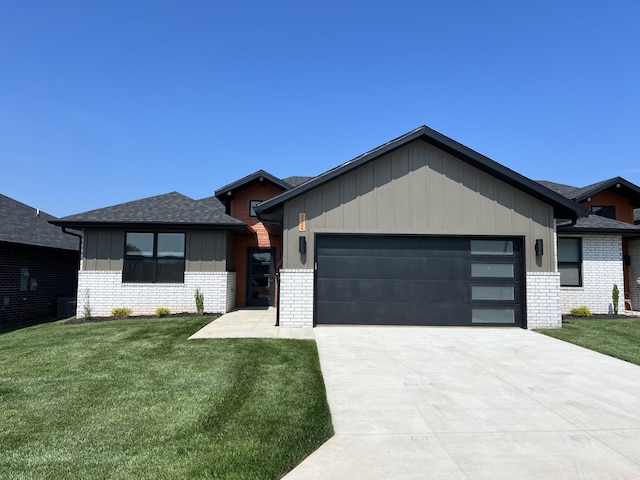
[526,272,562,329]
[76,271,236,317]
[278,269,314,327]
[580,190,636,224]
[629,239,640,311]
[229,182,283,307]
[559,234,624,314]
[0,243,79,326]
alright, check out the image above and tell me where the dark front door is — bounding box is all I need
[246,248,275,306]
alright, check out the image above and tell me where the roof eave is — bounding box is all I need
[50,221,248,230]
[574,177,640,207]
[257,126,588,220]
[558,226,640,237]
[214,170,290,199]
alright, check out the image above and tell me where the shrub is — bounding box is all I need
[111,307,133,319]
[570,306,592,318]
[612,284,620,315]
[195,288,205,316]
[82,289,92,321]
[155,307,170,317]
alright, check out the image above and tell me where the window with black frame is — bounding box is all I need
[557,237,582,287]
[591,205,616,220]
[123,232,185,283]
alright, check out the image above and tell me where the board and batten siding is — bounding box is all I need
[283,140,556,272]
[82,229,230,272]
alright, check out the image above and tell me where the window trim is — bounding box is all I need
[123,232,186,284]
[558,237,582,287]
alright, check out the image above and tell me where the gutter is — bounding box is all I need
[61,227,83,269]
[62,226,82,250]
[556,218,578,228]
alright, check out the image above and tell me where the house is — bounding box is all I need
[50,175,310,318]
[0,195,80,326]
[538,178,640,314]
[53,126,596,329]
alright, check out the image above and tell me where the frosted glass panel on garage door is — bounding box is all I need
[471,263,514,278]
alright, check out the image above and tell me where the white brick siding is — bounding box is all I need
[278,269,314,327]
[629,239,640,311]
[559,234,624,314]
[526,272,561,329]
[76,271,236,317]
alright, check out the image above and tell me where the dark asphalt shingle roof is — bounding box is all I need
[538,177,640,207]
[0,194,79,251]
[52,192,245,228]
[559,214,640,234]
[282,176,315,188]
[535,180,581,199]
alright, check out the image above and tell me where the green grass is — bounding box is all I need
[0,317,333,479]
[537,317,640,366]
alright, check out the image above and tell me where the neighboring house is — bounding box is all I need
[54,125,589,329]
[0,195,80,326]
[538,178,640,314]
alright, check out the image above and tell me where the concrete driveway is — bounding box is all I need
[284,327,640,479]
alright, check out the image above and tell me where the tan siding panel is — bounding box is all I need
[186,231,226,272]
[392,148,410,229]
[374,155,394,229]
[83,230,98,271]
[282,140,556,272]
[357,164,376,229]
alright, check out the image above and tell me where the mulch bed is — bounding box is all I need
[562,314,633,320]
[64,312,218,325]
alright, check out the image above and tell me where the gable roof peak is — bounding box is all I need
[256,125,588,220]
[214,169,291,199]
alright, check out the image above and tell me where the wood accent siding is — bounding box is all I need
[228,182,283,307]
[282,140,556,272]
[579,190,636,224]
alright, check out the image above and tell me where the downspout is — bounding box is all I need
[61,227,83,269]
[259,219,284,327]
[556,217,578,228]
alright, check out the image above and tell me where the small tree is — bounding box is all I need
[82,289,92,321]
[612,284,620,315]
[195,288,205,316]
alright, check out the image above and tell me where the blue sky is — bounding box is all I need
[1,0,638,217]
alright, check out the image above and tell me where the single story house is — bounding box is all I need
[537,178,640,314]
[55,125,640,329]
[0,194,80,326]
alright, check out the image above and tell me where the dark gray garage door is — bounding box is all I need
[315,235,524,327]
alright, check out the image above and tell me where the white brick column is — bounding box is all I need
[278,269,314,327]
[526,272,562,329]
[629,239,640,311]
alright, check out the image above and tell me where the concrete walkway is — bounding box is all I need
[284,326,640,480]
[188,308,314,339]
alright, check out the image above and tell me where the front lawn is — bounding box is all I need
[537,317,640,366]
[0,316,333,479]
